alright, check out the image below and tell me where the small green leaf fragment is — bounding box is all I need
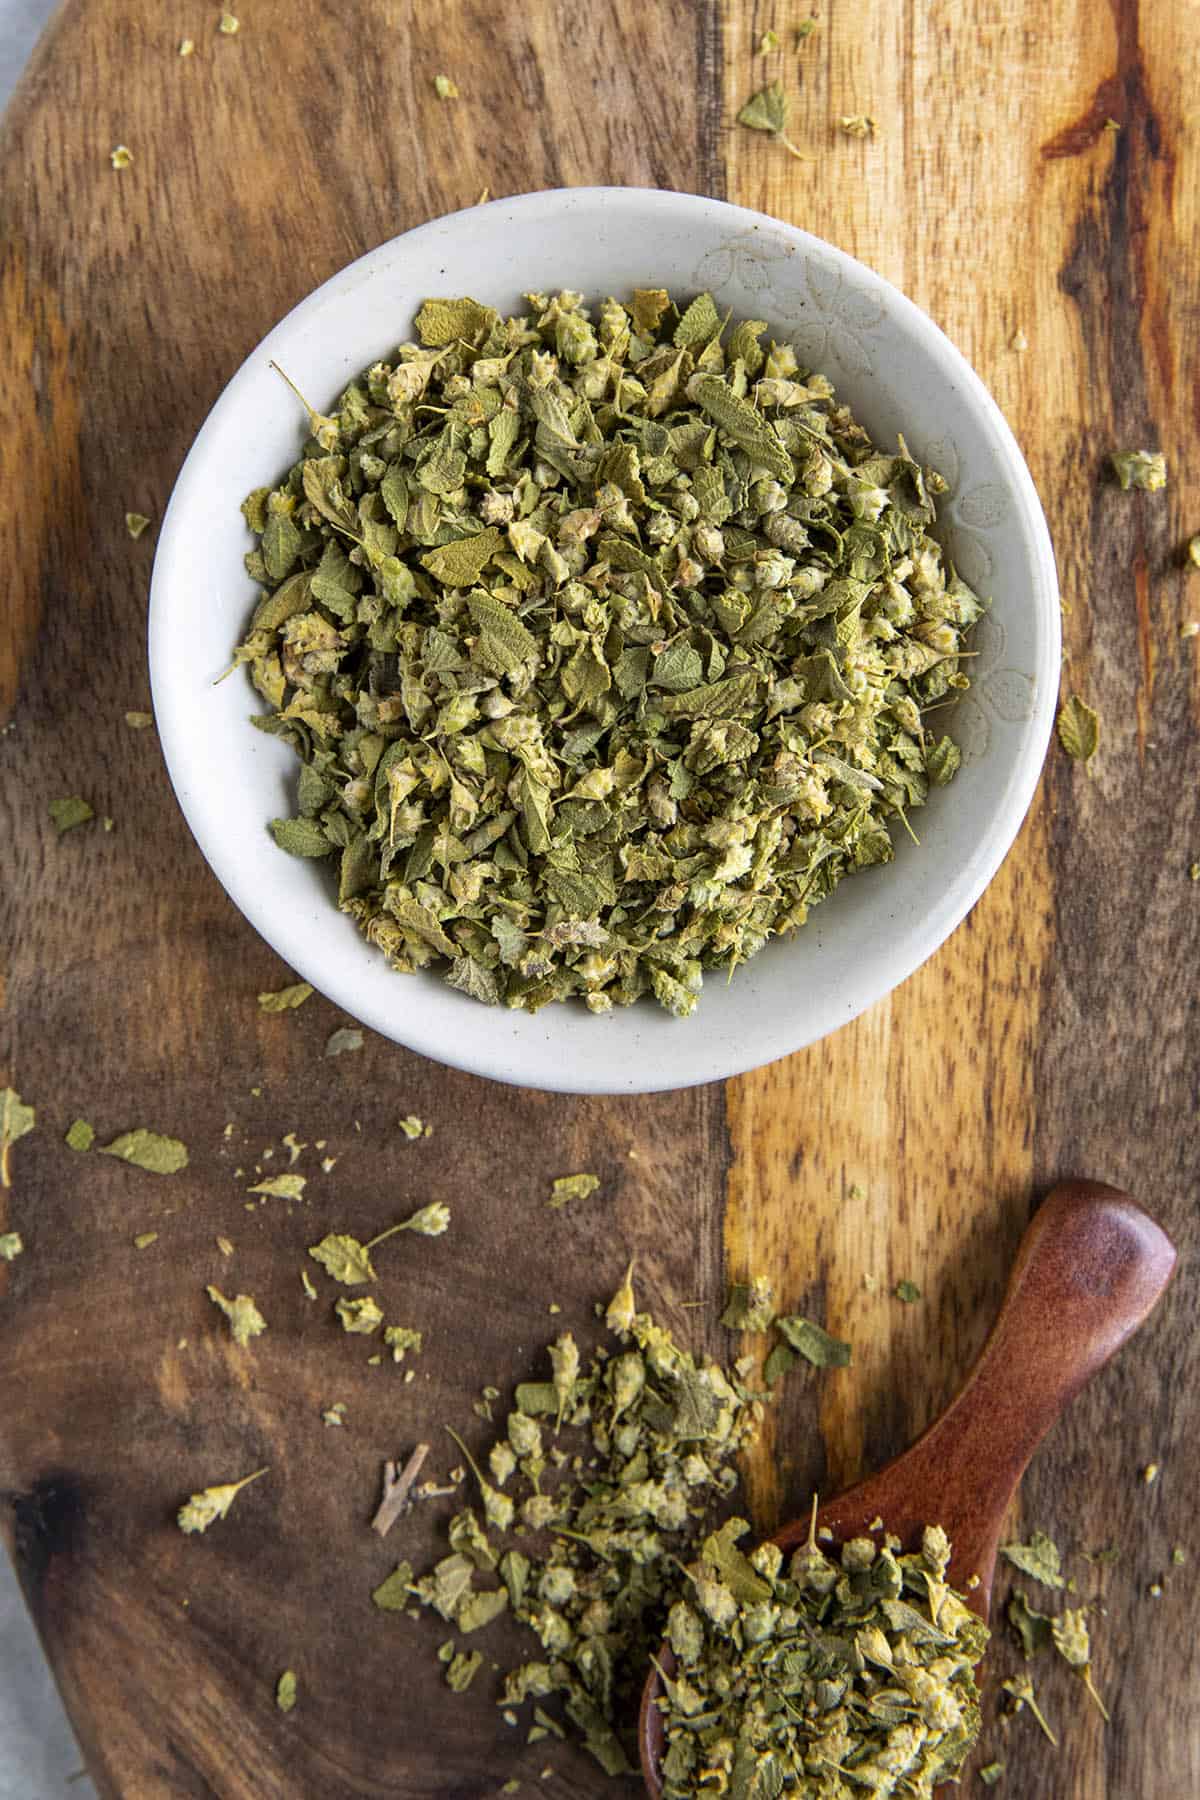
[0,1232,23,1261]
[269,817,332,858]
[176,1467,268,1534]
[548,1172,600,1209]
[125,512,152,539]
[372,1562,415,1610]
[257,982,314,1012]
[1110,449,1166,491]
[276,1670,298,1713]
[246,1174,307,1200]
[309,1233,375,1285]
[335,1295,384,1335]
[894,1279,922,1303]
[776,1315,852,1368]
[206,1286,267,1346]
[1056,695,1100,763]
[325,1027,364,1057]
[99,1128,188,1174]
[49,797,94,834]
[1,1089,36,1188]
[1000,1529,1065,1589]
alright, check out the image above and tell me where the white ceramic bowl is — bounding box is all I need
[149,187,1059,1094]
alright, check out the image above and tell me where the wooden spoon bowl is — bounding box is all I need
[639,1179,1177,1795]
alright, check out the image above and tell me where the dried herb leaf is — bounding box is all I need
[325,1027,364,1057]
[177,1467,267,1534]
[384,1325,423,1363]
[206,1285,267,1347]
[1007,1589,1054,1658]
[776,1315,852,1367]
[763,1341,797,1386]
[257,981,314,1011]
[269,817,332,858]
[894,1278,922,1303]
[0,1089,35,1188]
[49,797,94,834]
[980,1764,1005,1787]
[124,710,154,729]
[247,1173,307,1200]
[548,1172,600,1209]
[1056,695,1100,764]
[433,74,459,100]
[1002,1672,1058,1745]
[839,113,877,137]
[1110,449,1166,491]
[309,1233,376,1285]
[445,1649,483,1690]
[372,1561,415,1610]
[1052,1607,1110,1718]
[335,1295,384,1335]
[99,1128,188,1174]
[397,1201,451,1236]
[738,80,788,133]
[125,512,152,539]
[133,1231,158,1250]
[720,1275,775,1332]
[1001,1529,1065,1589]
[0,1232,23,1261]
[276,1670,298,1713]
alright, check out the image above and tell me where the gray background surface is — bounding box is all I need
[2,11,99,1798]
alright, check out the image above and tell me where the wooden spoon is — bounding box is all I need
[639,1179,1176,1795]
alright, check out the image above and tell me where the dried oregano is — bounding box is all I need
[657,1517,987,1796]
[394,1267,763,1775]
[236,289,982,1018]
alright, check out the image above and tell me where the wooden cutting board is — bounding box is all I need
[1,2,1197,1795]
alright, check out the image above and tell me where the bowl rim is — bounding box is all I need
[148,185,1060,1094]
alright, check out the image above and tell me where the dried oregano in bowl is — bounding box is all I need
[234,289,983,1017]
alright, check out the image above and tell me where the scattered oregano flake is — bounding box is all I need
[737,80,811,158]
[176,1467,268,1534]
[325,1026,364,1057]
[49,797,94,834]
[206,1285,267,1347]
[1110,449,1166,491]
[719,1275,776,1332]
[99,1128,188,1173]
[125,512,152,539]
[1,1089,35,1187]
[1000,1529,1065,1589]
[1056,695,1099,764]
[246,1173,307,1200]
[335,1295,384,1335]
[64,1118,95,1152]
[776,1314,852,1367]
[257,981,313,1011]
[434,73,459,98]
[275,1670,298,1713]
[0,1233,23,1262]
[548,1172,600,1208]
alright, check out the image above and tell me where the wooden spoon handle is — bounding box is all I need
[846,1179,1177,1583]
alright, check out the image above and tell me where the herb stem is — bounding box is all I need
[371,1442,430,1536]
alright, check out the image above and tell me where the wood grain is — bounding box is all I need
[0,0,1197,1796]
